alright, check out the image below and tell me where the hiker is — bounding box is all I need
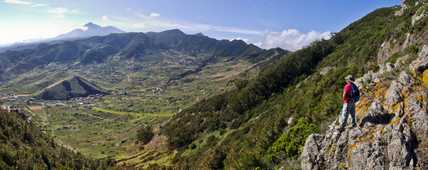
[339,75,359,130]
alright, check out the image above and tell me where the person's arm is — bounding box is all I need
[342,89,346,99]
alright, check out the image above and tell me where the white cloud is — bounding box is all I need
[121,8,262,35]
[31,3,47,7]
[0,20,80,45]
[231,37,249,43]
[47,7,80,18]
[149,12,160,17]
[4,0,31,5]
[261,29,331,51]
[101,15,110,21]
[48,7,79,14]
[130,18,262,35]
[4,0,46,7]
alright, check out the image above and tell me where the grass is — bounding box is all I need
[31,105,173,159]
[0,111,111,169]
[16,55,258,166]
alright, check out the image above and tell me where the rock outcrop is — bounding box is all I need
[301,69,427,169]
[301,50,428,170]
[301,2,428,169]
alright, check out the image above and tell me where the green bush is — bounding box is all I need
[267,118,319,162]
[137,125,154,144]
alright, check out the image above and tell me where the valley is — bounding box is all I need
[0,27,286,168]
[4,1,428,169]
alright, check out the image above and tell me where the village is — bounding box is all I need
[0,93,107,124]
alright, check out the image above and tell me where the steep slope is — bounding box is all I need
[0,110,111,169]
[301,1,428,169]
[301,60,427,169]
[152,1,425,169]
[35,76,108,100]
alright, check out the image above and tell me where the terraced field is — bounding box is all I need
[29,104,172,159]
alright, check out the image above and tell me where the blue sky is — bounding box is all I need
[0,0,400,50]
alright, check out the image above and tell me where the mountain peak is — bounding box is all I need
[54,22,124,40]
[161,29,185,35]
[83,22,100,28]
[36,75,108,100]
[194,32,205,36]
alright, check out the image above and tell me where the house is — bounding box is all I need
[0,104,20,113]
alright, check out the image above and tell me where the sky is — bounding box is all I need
[0,0,400,51]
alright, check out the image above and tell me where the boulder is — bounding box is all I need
[385,81,403,106]
[301,134,324,170]
[387,123,417,169]
[398,71,413,87]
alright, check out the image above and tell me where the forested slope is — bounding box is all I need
[160,3,417,169]
[0,111,112,169]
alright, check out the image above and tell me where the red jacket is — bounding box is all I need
[343,82,352,103]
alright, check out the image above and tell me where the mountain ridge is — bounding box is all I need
[0,28,280,85]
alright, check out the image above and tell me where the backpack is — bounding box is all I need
[350,83,360,102]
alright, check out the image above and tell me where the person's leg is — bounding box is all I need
[350,102,357,127]
[340,103,349,129]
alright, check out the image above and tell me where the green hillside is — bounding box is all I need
[159,4,416,169]
[2,1,426,169]
[0,110,111,169]
[35,76,108,100]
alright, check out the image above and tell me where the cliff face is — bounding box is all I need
[301,1,428,169]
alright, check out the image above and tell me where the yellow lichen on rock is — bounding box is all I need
[423,69,428,87]
[356,96,370,119]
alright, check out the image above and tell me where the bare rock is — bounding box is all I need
[349,130,386,170]
[410,45,428,74]
[355,71,375,88]
[408,94,428,139]
[398,71,413,87]
[412,9,426,26]
[402,33,416,50]
[320,66,332,76]
[301,134,324,170]
[387,123,417,169]
[385,81,403,106]
[395,0,408,16]
[377,41,397,64]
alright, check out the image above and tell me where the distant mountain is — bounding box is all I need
[35,76,108,100]
[0,29,276,82]
[54,22,125,40]
[0,23,124,53]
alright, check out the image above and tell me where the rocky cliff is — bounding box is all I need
[301,1,428,169]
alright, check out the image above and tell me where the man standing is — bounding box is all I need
[339,75,359,130]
